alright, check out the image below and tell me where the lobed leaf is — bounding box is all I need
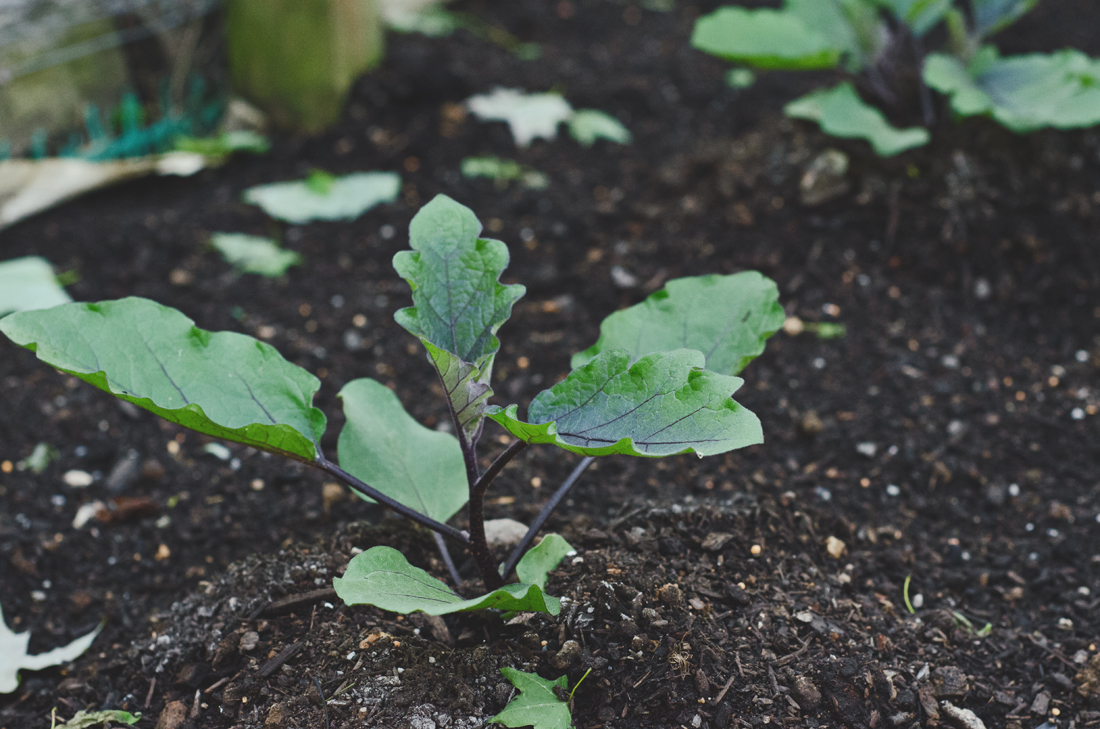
[333,547,561,616]
[210,233,301,277]
[489,349,762,458]
[466,88,575,147]
[924,48,1100,132]
[490,668,574,729]
[243,171,400,223]
[394,195,525,437]
[515,534,574,591]
[0,298,325,461]
[691,7,843,70]
[0,256,72,317]
[784,82,930,156]
[571,272,784,375]
[337,378,468,523]
[1,604,101,693]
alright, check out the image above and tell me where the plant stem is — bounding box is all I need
[433,531,463,587]
[465,438,527,590]
[313,455,469,544]
[501,455,595,580]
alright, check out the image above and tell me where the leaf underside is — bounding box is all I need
[243,171,401,223]
[0,604,101,694]
[0,298,325,461]
[466,88,575,147]
[337,378,468,523]
[491,668,574,729]
[333,547,562,616]
[784,82,930,156]
[0,256,72,317]
[924,48,1100,132]
[393,195,525,437]
[489,349,763,458]
[691,6,842,70]
[571,272,784,375]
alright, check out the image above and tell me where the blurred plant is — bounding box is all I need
[692,0,1100,155]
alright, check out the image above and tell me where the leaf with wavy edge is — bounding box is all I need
[0,298,325,461]
[333,546,562,616]
[572,272,784,375]
[393,195,524,437]
[515,534,574,590]
[491,668,574,729]
[489,349,762,458]
[784,82,930,156]
[337,378,467,522]
[1,604,101,693]
[691,6,843,70]
[0,256,72,317]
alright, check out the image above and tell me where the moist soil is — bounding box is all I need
[2,1,1100,727]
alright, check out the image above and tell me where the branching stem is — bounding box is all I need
[465,438,527,590]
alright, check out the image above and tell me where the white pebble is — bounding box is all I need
[1008,483,1020,497]
[72,501,105,529]
[1076,349,1089,362]
[912,594,924,609]
[856,442,877,457]
[813,357,826,369]
[886,484,900,497]
[63,470,94,487]
[1071,407,1086,420]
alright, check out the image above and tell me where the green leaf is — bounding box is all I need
[691,7,843,70]
[571,272,784,375]
[784,82,930,156]
[0,298,325,462]
[466,89,575,147]
[873,0,951,35]
[0,604,101,694]
[924,48,1100,132]
[489,349,762,458]
[461,156,549,190]
[490,668,573,729]
[173,130,270,157]
[394,195,525,437]
[515,534,574,590]
[243,171,401,223]
[54,710,142,728]
[210,233,302,277]
[0,256,72,317]
[784,0,864,67]
[386,6,461,36]
[333,547,562,616]
[971,0,1039,36]
[337,378,468,522]
[567,110,632,147]
[725,68,756,88]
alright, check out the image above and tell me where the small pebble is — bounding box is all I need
[1076,349,1089,362]
[856,442,877,457]
[63,470,94,488]
[912,594,924,609]
[825,536,846,559]
[1072,407,1086,420]
[886,484,900,497]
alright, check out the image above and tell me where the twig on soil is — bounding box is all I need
[314,677,331,729]
[712,673,737,705]
[1024,634,1076,668]
[771,636,811,667]
[632,669,652,689]
[257,643,302,679]
[144,677,156,708]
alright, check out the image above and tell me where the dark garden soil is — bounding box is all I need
[2,1,1100,727]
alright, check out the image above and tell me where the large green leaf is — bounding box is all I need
[971,0,1039,37]
[490,668,574,729]
[784,82,930,156]
[489,349,762,458]
[0,298,325,461]
[571,273,784,375]
[337,378,467,523]
[924,48,1100,133]
[0,256,72,317]
[515,534,574,591]
[333,547,561,616]
[873,0,951,35]
[393,195,525,437]
[243,171,400,223]
[784,0,865,67]
[691,7,843,70]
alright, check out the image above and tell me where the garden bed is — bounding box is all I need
[2,0,1099,727]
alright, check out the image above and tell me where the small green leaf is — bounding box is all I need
[173,130,269,157]
[784,82,930,156]
[0,604,100,694]
[725,67,756,88]
[491,668,574,729]
[874,0,951,36]
[394,195,525,437]
[971,0,1039,37]
[210,233,302,277]
[489,349,762,458]
[567,110,632,147]
[461,157,550,189]
[0,298,325,462]
[515,534,574,590]
[243,171,401,223]
[386,6,461,36]
[0,256,72,317]
[572,272,784,375]
[54,710,142,728]
[466,89,575,147]
[337,378,468,523]
[17,442,58,474]
[333,547,562,616]
[691,7,843,70]
[924,48,1100,132]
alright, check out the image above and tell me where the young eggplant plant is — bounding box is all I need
[0,194,784,618]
